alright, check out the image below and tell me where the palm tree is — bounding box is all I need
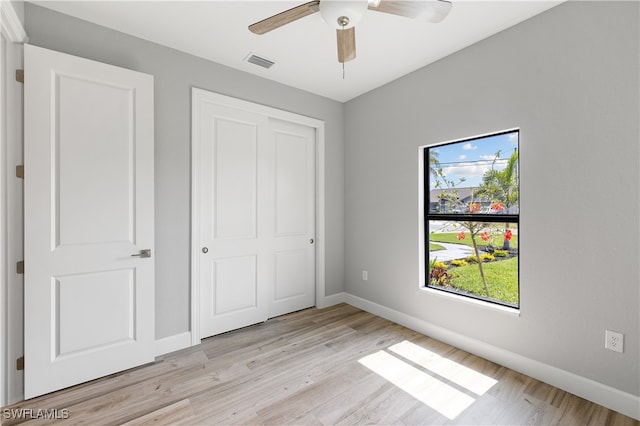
[428,150,440,180]
[476,149,519,249]
[479,149,519,209]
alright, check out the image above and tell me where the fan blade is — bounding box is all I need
[337,27,356,63]
[249,1,320,35]
[369,0,452,23]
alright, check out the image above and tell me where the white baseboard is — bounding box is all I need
[155,332,192,357]
[318,292,347,308]
[343,293,640,420]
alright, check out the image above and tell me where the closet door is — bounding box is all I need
[196,101,270,337]
[268,118,316,319]
[193,90,316,339]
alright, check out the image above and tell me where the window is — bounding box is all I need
[424,130,519,308]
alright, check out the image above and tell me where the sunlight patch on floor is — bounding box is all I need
[388,340,498,396]
[358,350,475,420]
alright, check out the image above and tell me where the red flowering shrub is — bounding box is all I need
[491,202,505,211]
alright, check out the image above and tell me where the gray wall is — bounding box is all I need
[24,3,345,339]
[344,1,639,395]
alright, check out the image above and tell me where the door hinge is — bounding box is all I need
[16,69,24,83]
[17,356,24,371]
[16,165,24,178]
[17,261,24,274]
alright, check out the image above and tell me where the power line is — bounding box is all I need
[435,158,509,167]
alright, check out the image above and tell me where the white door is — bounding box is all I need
[194,92,315,339]
[268,118,316,318]
[24,44,155,399]
[196,102,270,337]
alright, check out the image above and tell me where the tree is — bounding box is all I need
[428,150,440,180]
[476,149,519,249]
[477,149,519,211]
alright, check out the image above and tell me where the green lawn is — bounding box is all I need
[431,257,519,306]
[430,231,518,250]
[429,243,445,251]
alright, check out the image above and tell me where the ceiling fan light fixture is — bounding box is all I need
[419,0,453,23]
[319,0,367,29]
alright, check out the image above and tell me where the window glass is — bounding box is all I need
[426,130,519,308]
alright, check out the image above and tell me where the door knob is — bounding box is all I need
[131,249,151,258]
[309,238,314,244]
[202,247,209,253]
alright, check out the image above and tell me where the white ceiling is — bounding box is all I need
[30,1,564,102]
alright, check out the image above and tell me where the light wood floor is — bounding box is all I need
[3,304,638,425]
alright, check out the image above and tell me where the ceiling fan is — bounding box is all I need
[249,0,453,64]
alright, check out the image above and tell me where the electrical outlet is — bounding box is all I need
[605,330,624,353]
[362,270,368,281]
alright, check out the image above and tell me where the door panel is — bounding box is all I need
[275,133,309,236]
[198,102,269,337]
[56,269,135,356]
[24,44,154,399]
[56,74,135,246]
[212,256,257,315]
[269,119,316,318]
[213,118,258,240]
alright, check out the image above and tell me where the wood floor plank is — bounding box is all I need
[310,373,392,425]
[17,358,248,426]
[1,351,209,426]
[2,304,637,426]
[119,399,196,426]
[256,364,373,424]
[487,366,534,403]
[335,385,423,425]
[440,392,507,426]
[245,325,356,371]
[189,347,340,420]
[185,347,338,423]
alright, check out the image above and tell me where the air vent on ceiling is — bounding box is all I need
[245,53,275,69]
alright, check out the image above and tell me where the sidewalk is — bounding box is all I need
[430,242,473,262]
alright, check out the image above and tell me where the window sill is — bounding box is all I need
[419,286,521,316]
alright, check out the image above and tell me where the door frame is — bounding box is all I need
[0,0,27,406]
[190,88,326,345]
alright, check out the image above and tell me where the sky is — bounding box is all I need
[429,131,518,189]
